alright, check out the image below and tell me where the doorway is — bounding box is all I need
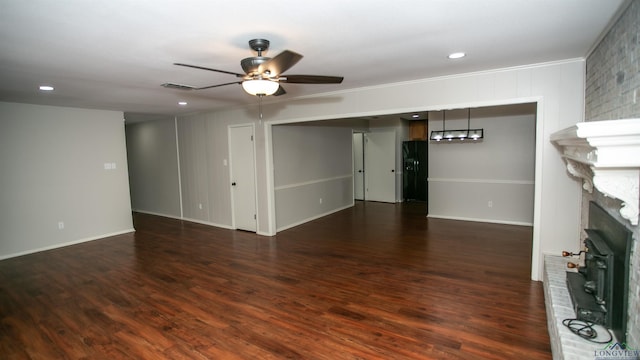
[228,124,257,232]
[265,100,540,280]
[364,131,396,203]
[352,130,397,203]
[352,132,365,200]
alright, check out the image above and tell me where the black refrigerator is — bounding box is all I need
[402,141,427,202]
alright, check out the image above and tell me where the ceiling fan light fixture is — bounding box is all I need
[242,79,279,96]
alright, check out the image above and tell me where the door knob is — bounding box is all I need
[232,182,237,186]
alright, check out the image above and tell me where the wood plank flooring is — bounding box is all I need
[0,201,551,359]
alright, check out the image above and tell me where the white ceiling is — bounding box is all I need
[0,0,627,116]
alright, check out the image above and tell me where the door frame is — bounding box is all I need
[352,131,366,201]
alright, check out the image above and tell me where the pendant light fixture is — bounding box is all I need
[429,108,483,142]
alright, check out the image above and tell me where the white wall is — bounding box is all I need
[427,104,536,225]
[0,102,133,259]
[272,124,353,230]
[125,116,181,218]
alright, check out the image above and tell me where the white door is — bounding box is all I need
[365,131,396,203]
[353,133,365,200]
[229,125,257,232]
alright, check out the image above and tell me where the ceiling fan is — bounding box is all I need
[162,39,344,97]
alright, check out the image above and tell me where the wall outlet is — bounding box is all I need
[198,203,203,210]
[488,200,493,208]
[58,221,65,230]
[319,198,323,204]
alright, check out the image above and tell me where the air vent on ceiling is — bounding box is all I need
[161,82,195,90]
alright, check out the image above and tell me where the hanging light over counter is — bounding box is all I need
[429,108,484,142]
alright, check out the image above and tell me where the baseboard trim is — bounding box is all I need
[132,209,181,219]
[179,217,235,230]
[0,228,136,260]
[276,204,353,232]
[427,214,533,227]
[133,210,235,231]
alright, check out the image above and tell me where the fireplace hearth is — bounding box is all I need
[549,119,640,358]
[563,201,632,343]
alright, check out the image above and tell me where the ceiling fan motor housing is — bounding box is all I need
[241,56,270,76]
[242,39,273,77]
[248,39,269,52]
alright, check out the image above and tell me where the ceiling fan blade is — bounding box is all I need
[273,85,287,96]
[174,63,245,77]
[258,50,303,76]
[193,81,242,90]
[279,75,344,84]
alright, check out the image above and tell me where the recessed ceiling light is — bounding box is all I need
[448,52,466,59]
[39,85,54,91]
[178,101,187,106]
[412,114,420,118]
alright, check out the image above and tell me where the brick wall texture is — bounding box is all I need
[585,0,640,349]
[586,0,640,121]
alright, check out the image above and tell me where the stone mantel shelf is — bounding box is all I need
[550,118,640,225]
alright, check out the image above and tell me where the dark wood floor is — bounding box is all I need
[0,201,551,359]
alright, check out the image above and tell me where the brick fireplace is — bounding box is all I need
[546,119,639,359]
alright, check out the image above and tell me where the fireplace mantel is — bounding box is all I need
[550,119,640,226]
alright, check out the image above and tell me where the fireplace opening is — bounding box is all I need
[565,201,633,343]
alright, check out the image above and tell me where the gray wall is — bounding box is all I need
[585,0,639,348]
[125,116,181,218]
[0,102,133,259]
[125,111,244,229]
[176,114,212,223]
[175,112,235,228]
[272,124,353,230]
[428,104,536,225]
[125,113,358,233]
